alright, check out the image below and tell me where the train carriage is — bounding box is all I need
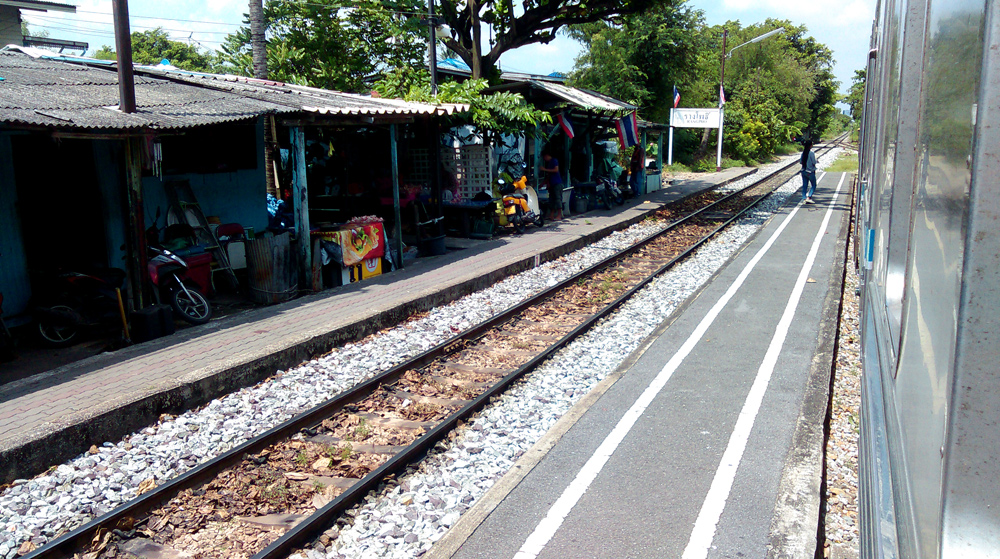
[856,0,1000,557]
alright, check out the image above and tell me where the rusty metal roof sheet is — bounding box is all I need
[0,47,467,132]
[138,67,468,117]
[526,80,636,112]
[0,49,293,130]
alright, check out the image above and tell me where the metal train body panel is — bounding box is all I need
[857,1,1000,557]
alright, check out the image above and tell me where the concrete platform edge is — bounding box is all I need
[0,169,756,483]
[766,180,853,558]
[424,171,770,559]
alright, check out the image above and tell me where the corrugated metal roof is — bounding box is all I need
[527,80,636,112]
[139,67,469,117]
[0,49,294,130]
[0,48,468,131]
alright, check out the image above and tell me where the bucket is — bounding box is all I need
[246,233,298,304]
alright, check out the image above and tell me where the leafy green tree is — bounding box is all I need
[846,69,866,121]
[216,0,426,93]
[92,28,213,72]
[374,68,551,137]
[567,2,707,122]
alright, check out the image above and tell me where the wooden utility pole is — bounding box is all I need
[111,0,135,113]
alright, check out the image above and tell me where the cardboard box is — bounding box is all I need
[341,257,383,284]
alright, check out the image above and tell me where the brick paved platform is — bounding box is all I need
[0,168,753,483]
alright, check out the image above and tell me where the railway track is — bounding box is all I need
[27,140,843,559]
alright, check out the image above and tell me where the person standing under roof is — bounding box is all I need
[542,152,563,220]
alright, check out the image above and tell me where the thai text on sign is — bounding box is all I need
[670,108,722,129]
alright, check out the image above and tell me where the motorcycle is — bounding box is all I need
[497,175,544,233]
[34,267,130,348]
[147,245,213,325]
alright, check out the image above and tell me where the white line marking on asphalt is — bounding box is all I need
[681,172,846,559]
[512,173,832,559]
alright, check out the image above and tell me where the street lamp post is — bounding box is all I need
[716,27,785,171]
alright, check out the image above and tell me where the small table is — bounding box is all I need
[443,200,495,237]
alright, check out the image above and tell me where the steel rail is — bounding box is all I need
[251,138,844,558]
[26,139,843,559]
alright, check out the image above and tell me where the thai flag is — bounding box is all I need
[557,113,575,139]
[673,85,680,108]
[720,84,726,106]
[616,111,639,147]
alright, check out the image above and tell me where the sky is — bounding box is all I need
[20,0,874,95]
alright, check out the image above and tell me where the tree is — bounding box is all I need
[93,28,213,72]
[567,2,707,122]
[438,0,657,80]
[846,69,866,121]
[216,0,427,93]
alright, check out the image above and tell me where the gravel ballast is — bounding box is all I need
[0,153,845,559]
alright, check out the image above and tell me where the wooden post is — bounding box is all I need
[124,137,147,309]
[390,124,404,270]
[657,132,664,170]
[562,135,571,190]
[291,127,311,289]
[533,122,541,189]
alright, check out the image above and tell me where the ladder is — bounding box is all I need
[163,180,239,289]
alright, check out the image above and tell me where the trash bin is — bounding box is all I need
[246,232,298,304]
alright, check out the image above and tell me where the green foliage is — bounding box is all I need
[93,28,213,72]
[216,0,427,92]
[568,3,708,122]
[568,9,836,164]
[374,68,552,136]
[723,96,801,164]
[846,69,866,122]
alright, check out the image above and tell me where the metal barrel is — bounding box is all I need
[246,232,297,304]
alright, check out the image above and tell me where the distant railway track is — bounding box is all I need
[28,138,843,559]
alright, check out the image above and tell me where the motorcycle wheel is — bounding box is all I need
[601,186,613,210]
[614,189,625,206]
[512,207,526,234]
[171,286,212,325]
[37,305,79,347]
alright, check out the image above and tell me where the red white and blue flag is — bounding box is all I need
[673,85,680,108]
[557,113,575,139]
[719,84,727,106]
[616,111,639,148]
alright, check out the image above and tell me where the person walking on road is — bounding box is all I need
[800,141,817,203]
[542,152,564,220]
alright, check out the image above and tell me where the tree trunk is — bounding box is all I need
[470,0,482,79]
[249,0,267,79]
[695,128,710,157]
[249,0,277,196]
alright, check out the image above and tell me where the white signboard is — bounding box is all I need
[670,108,722,129]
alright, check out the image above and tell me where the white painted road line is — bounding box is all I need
[681,173,846,559]
[512,175,830,559]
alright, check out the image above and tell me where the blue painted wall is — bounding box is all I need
[0,134,31,319]
[142,119,268,233]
